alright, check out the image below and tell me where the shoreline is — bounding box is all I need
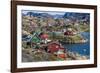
[59,38,88,44]
[22,48,89,62]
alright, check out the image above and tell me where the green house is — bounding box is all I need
[31,32,41,43]
[31,36,41,43]
[31,32,42,49]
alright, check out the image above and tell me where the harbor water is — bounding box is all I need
[62,32,90,56]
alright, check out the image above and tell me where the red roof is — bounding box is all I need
[40,33,49,39]
[64,31,73,35]
[48,43,64,53]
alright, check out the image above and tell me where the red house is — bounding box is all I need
[47,42,64,53]
[40,33,49,40]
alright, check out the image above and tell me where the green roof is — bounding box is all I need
[31,32,41,43]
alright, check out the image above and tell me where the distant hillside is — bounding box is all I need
[23,11,90,22]
[26,12,53,18]
[63,12,90,22]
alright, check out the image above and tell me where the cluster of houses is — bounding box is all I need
[64,28,78,36]
[22,30,69,60]
[22,30,88,61]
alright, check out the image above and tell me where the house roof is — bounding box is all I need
[47,42,64,53]
[40,33,49,39]
[31,32,41,43]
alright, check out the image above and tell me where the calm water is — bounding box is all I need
[62,32,90,56]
